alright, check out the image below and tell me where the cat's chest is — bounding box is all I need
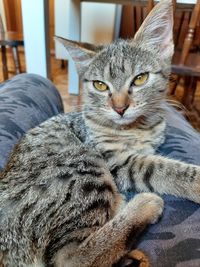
[86,120,166,163]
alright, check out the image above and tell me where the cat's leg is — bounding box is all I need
[114,249,150,267]
[111,154,200,203]
[54,193,163,267]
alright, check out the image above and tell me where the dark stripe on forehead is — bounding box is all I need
[108,65,128,90]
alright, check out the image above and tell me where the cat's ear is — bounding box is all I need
[55,36,100,75]
[133,0,174,61]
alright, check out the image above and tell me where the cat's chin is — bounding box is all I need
[112,117,136,126]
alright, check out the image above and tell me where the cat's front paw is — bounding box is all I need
[131,193,164,224]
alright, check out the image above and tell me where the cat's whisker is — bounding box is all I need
[166,99,189,113]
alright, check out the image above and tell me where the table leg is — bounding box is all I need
[68,0,81,94]
[21,0,50,79]
[113,5,122,40]
[1,45,8,80]
[12,46,21,74]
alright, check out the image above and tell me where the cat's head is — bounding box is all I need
[56,0,174,127]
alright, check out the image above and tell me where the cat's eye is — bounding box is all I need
[132,73,149,86]
[93,81,109,91]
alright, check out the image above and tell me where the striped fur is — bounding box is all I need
[1,0,200,266]
[0,115,163,266]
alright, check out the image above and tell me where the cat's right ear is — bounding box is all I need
[132,0,174,63]
[55,37,99,76]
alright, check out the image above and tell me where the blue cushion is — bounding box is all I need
[135,105,200,266]
[0,73,64,169]
[158,105,200,165]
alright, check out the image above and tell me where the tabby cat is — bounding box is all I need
[0,0,200,266]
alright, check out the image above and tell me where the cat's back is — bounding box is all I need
[0,113,120,266]
[1,112,86,177]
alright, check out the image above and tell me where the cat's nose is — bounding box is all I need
[113,105,129,116]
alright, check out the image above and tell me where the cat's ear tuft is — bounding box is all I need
[54,36,98,75]
[133,0,174,61]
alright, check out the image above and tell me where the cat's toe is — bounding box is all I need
[132,193,164,224]
[146,194,164,224]
[114,249,150,267]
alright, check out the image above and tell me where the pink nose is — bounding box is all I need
[113,105,129,116]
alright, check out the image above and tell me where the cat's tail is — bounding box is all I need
[55,193,163,267]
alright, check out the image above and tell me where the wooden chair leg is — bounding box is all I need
[182,76,197,110]
[11,46,21,74]
[61,59,65,69]
[191,77,198,103]
[171,75,181,95]
[1,45,8,80]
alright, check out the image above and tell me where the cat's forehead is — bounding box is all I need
[86,41,160,87]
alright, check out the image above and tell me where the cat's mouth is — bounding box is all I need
[113,117,136,125]
[106,104,145,126]
[110,112,141,126]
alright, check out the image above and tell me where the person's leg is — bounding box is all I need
[0,73,63,170]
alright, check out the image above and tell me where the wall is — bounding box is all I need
[81,2,116,44]
[55,1,116,60]
[0,0,6,30]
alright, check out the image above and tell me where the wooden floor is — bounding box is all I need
[1,49,200,131]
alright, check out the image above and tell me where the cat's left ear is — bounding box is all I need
[55,36,100,76]
[133,0,174,62]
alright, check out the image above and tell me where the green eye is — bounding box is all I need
[132,73,149,86]
[93,81,109,91]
